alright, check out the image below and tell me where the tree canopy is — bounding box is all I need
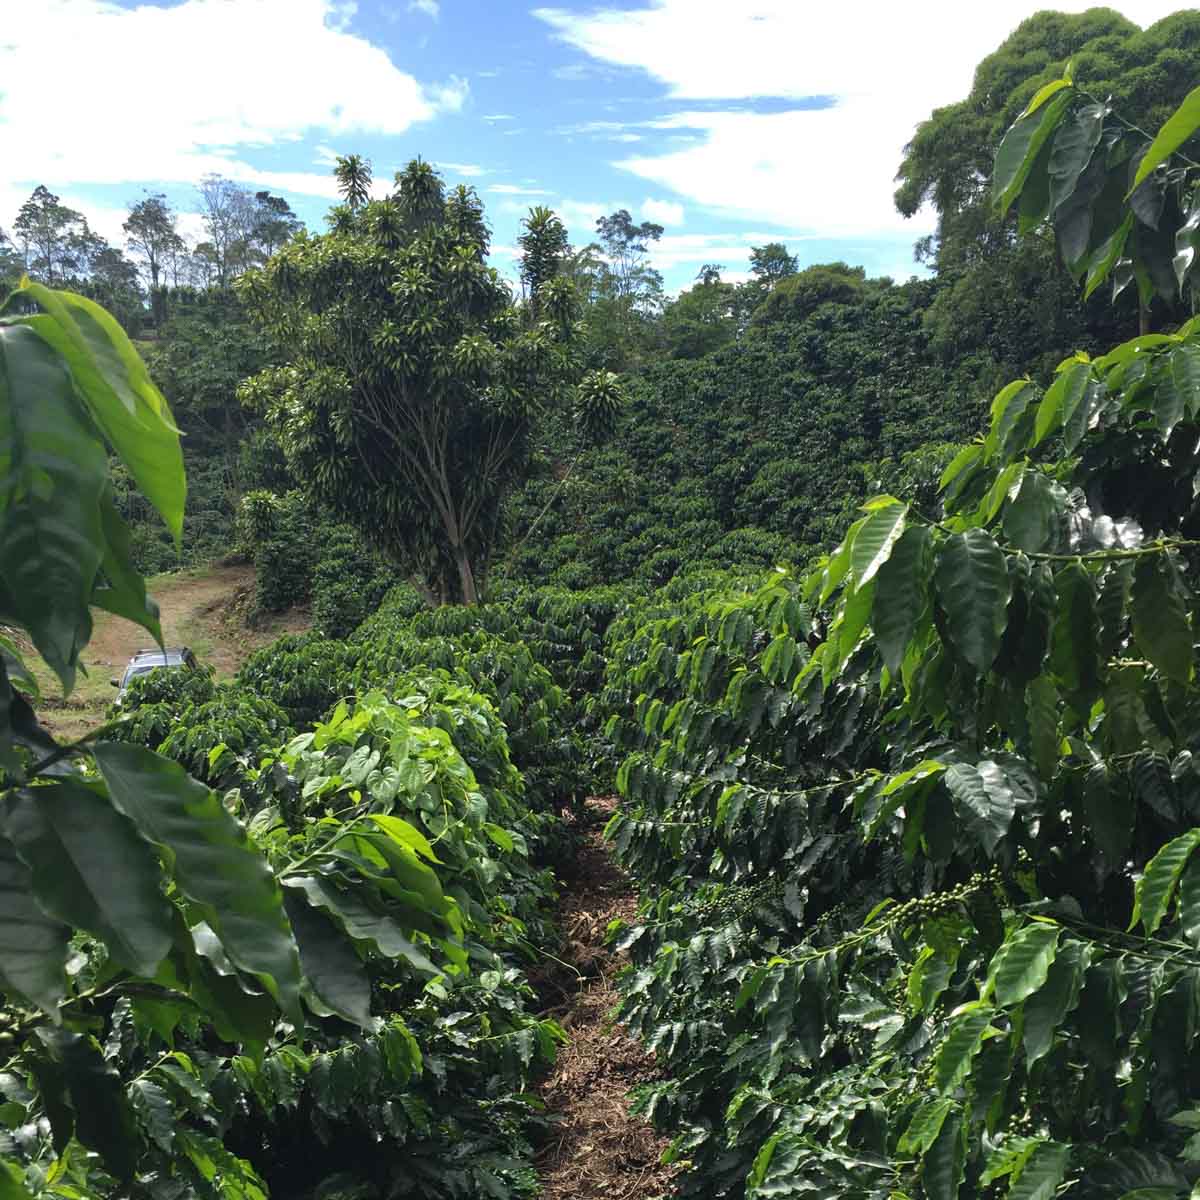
[239,158,621,604]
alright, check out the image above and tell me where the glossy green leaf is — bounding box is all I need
[1023,939,1091,1065]
[129,1079,176,1153]
[935,1004,994,1094]
[10,284,185,541]
[1083,763,1132,863]
[981,1137,1042,1187]
[1131,829,1200,935]
[1049,101,1106,212]
[0,1159,33,1200]
[935,530,1012,673]
[1034,361,1090,446]
[1179,855,1200,945]
[1171,344,1200,418]
[0,833,69,1015]
[93,741,302,1022]
[0,324,106,691]
[4,779,172,976]
[985,381,1036,462]
[850,498,907,587]
[1130,84,1200,193]
[922,1107,966,1200]
[1132,554,1192,683]
[283,874,439,975]
[1004,472,1063,554]
[367,812,441,864]
[994,91,1074,217]
[872,525,932,676]
[282,891,373,1028]
[33,1028,139,1180]
[939,443,983,492]
[1021,78,1072,118]
[1051,560,1100,701]
[898,1097,955,1156]
[1007,1142,1071,1200]
[990,922,1060,1007]
[90,485,162,643]
[1026,675,1060,779]
[1084,212,1134,300]
[945,762,1015,856]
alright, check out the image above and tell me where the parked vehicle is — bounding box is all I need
[111,646,199,702]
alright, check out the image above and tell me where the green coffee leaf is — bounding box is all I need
[872,525,931,676]
[93,741,302,1022]
[1004,471,1063,554]
[922,1104,966,1200]
[1130,83,1200,193]
[1132,554,1192,683]
[995,91,1074,216]
[944,762,1015,856]
[10,284,185,542]
[935,530,1012,673]
[898,1097,956,1157]
[990,922,1060,1007]
[935,1004,994,1094]
[282,892,373,1028]
[0,833,69,1015]
[1131,829,1200,935]
[850,497,907,587]
[1007,1141,1071,1200]
[1023,939,1091,1065]
[4,779,173,976]
[0,324,106,691]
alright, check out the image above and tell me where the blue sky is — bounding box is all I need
[0,0,1184,293]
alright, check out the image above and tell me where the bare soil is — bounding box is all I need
[26,563,309,740]
[534,796,679,1200]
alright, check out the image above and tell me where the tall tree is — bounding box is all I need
[124,193,185,324]
[894,8,1200,356]
[250,191,302,259]
[748,242,798,285]
[197,175,255,288]
[334,154,372,211]
[238,158,621,604]
[13,186,90,284]
[579,209,665,370]
[661,265,738,359]
[0,228,19,290]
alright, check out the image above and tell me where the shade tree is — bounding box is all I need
[238,157,622,605]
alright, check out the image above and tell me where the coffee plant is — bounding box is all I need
[0,279,565,1200]
[594,79,1200,1200]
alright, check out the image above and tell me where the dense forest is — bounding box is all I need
[4,7,1200,1200]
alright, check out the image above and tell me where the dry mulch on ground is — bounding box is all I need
[533,796,679,1200]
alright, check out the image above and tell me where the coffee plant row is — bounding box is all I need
[586,76,1200,1200]
[0,278,605,1200]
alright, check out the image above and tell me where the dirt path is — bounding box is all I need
[30,563,308,740]
[535,797,678,1200]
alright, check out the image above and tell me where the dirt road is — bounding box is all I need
[29,564,308,740]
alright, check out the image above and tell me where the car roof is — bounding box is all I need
[128,648,190,666]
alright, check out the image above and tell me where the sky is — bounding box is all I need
[0,0,1187,294]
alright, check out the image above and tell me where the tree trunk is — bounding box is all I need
[1140,302,1152,336]
[454,544,478,606]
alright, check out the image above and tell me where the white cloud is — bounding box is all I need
[408,0,440,17]
[534,0,1184,237]
[435,161,492,177]
[642,198,684,226]
[483,113,516,123]
[489,184,552,196]
[0,0,456,206]
[327,1,358,30]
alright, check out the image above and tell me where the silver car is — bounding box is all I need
[111,647,199,703]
